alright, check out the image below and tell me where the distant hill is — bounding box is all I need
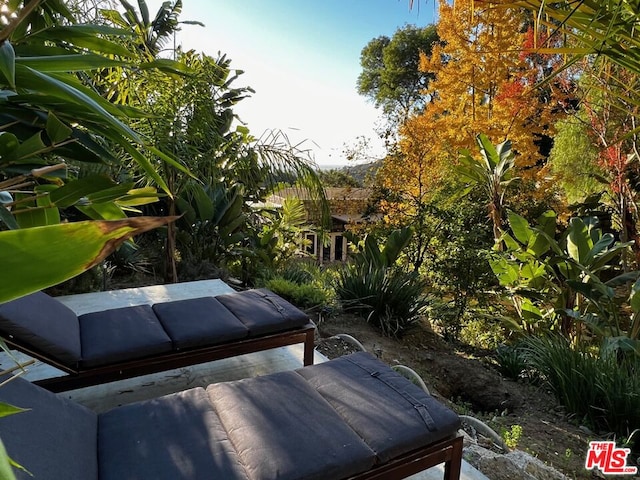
[317,160,382,187]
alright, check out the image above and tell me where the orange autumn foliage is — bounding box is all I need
[389,0,567,197]
[378,121,446,225]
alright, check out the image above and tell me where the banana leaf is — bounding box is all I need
[0,217,176,303]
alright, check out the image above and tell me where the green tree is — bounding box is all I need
[0,0,182,302]
[99,2,328,282]
[253,198,312,271]
[422,188,496,340]
[80,0,198,282]
[548,116,603,205]
[357,24,439,124]
[317,168,361,188]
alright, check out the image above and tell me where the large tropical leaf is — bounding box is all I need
[16,54,127,72]
[507,211,532,246]
[0,40,16,88]
[25,25,135,57]
[566,217,592,263]
[1,2,197,204]
[381,226,413,266]
[0,217,176,303]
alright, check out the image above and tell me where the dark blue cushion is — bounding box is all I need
[215,289,309,336]
[79,305,172,368]
[207,370,376,480]
[152,297,249,350]
[0,375,98,480]
[99,387,249,480]
[0,292,81,367]
[296,352,461,463]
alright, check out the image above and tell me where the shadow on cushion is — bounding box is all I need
[0,292,82,367]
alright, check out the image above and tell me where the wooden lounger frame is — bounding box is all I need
[350,435,463,480]
[3,322,316,393]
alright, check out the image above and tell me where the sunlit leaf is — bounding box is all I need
[119,142,170,196]
[15,65,141,143]
[521,298,543,320]
[0,217,177,302]
[0,402,28,419]
[115,187,160,207]
[27,25,135,57]
[489,257,519,285]
[14,201,60,229]
[84,183,134,204]
[566,218,590,263]
[139,58,195,75]
[49,175,115,208]
[76,203,127,221]
[16,54,126,72]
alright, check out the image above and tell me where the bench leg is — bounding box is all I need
[444,436,463,480]
[303,328,315,365]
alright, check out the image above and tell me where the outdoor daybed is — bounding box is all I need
[0,352,463,480]
[0,287,315,392]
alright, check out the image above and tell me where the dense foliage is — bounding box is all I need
[360,0,640,439]
[4,1,640,473]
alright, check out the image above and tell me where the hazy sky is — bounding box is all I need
[147,1,436,165]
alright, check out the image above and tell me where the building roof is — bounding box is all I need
[268,187,371,203]
[331,213,383,224]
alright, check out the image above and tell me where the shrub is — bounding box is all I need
[459,316,505,350]
[335,227,428,337]
[263,277,331,309]
[336,262,429,337]
[501,424,523,450]
[495,343,529,380]
[279,261,319,285]
[427,299,463,341]
[523,334,640,436]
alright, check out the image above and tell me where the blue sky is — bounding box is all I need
[148,1,436,165]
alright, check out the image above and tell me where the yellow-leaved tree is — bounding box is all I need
[372,0,572,267]
[391,0,571,190]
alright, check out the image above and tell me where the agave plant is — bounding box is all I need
[336,227,429,337]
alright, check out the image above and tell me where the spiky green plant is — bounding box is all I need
[524,334,640,436]
[336,262,429,337]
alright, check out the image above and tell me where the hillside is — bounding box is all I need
[318,160,382,187]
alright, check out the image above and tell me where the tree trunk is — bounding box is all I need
[164,171,178,283]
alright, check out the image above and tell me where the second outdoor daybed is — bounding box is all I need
[0,352,463,480]
[0,286,315,392]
